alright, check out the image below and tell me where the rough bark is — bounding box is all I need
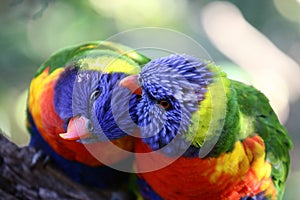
[0,131,111,200]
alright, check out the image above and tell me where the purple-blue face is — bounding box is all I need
[54,65,138,143]
[134,54,213,155]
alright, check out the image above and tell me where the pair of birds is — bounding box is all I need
[26,41,292,200]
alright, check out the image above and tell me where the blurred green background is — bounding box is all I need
[0,0,299,199]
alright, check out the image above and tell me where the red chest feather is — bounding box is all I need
[135,135,277,200]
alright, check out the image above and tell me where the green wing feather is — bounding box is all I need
[232,80,292,199]
[185,63,292,199]
[34,41,150,77]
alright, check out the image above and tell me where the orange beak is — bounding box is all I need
[59,115,91,140]
[119,75,142,95]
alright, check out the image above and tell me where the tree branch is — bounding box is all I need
[0,131,111,200]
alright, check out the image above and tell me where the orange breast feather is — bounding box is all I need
[135,135,277,200]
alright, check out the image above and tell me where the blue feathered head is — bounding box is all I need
[54,65,138,143]
[121,54,213,156]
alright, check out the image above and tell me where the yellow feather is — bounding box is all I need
[185,64,231,148]
[28,67,64,131]
[78,56,141,75]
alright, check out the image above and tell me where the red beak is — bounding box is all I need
[59,115,91,140]
[119,75,142,95]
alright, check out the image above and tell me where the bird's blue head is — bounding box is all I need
[121,54,214,156]
[54,65,138,143]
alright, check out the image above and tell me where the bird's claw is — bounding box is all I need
[30,149,50,168]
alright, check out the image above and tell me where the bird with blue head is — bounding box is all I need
[26,41,150,194]
[120,54,292,200]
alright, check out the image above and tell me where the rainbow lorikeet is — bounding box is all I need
[26,41,150,191]
[120,54,292,200]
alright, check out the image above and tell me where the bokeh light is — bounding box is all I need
[0,107,11,138]
[89,0,188,28]
[200,1,300,123]
[14,90,28,137]
[273,0,300,23]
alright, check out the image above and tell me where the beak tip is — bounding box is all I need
[59,132,79,140]
[120,75,142,95]
[59,116,91,141]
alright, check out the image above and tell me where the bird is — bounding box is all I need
[26,41,150,193]
[120,54,292,200]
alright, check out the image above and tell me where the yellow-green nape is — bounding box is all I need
[184,64,232,148]
[97,41,150,65]
[35,40,150,78]
[77,51,141,75]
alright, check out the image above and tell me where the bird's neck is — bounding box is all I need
[183,66,240,158]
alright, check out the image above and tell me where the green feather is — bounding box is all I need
[185,64,240,156]
[185,63,292,198]
[34,41,150,77]
[232,80,292,199]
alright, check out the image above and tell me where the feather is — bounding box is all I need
[122,54,292,199]
[27,41,150,190]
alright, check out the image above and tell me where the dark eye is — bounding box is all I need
[158,100,171,109]
[85,119,94,132]
[138,75,143,85]
[90,89,101,101]
[137,95,142,102]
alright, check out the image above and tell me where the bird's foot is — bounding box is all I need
[30,149,50,168]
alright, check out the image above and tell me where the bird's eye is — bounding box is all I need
[90,89,101,101]
[138,75,143,85]
[158,100,171,109]
[85,119,94,132]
